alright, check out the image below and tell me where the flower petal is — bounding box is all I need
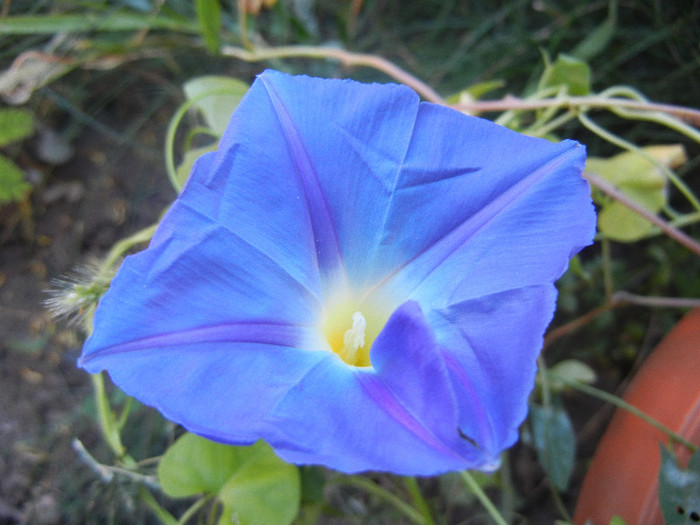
[242,70,422,290]
[430,285,558,455]
[367,301,459,443]
[266,301,493,474]
[177,78,337,297]
[236,74,593,302]
[80,199,326,434]
[82,200,320,352]
[79,70,596,475]
[366,103,594,306]
[93,343,331,443]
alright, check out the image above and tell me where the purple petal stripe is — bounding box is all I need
[260,75,346,284]
[369,144,582,301]
[79,322,315,366]
[356,373,464,460]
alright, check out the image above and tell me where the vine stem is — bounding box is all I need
[404,477,436,525]
[91,373,127,461]
[549,372,697,453]
[101,223,158,273]
[176,495,214,525]
[611,291,700,309]
[219,45,446,104]
[455,95,700,125]
[544,302,614,348]
[164,87,239,192]
[217,43,700,129]
[459,471,508,525]
[584,171,700,258]
[72,439,158,488]
[330,476,426,525]
[544,292,700,348]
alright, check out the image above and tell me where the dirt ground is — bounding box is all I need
[0,78,175,523]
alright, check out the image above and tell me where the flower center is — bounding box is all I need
[321,293,390,367]
[342,311,367,363]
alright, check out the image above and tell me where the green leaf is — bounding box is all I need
[659,445,700,525]
[597,200,656,242]
[0,13,199,34]
[609,517,628,525]
[217,443,300,525]
[176,144,218,188]
[195,0,222,54]
[183,76,250,137]
[0,154,31,203]
[0,108,34,146]
[159,433,247,497]
[549,359,597,391]
[139,486,178,525]
[540,54,591,96]
[589,145,685,242]
[158,434,300,525]
[529,401,576,491]
[659,446,700,525]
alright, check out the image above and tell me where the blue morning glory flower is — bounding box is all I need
[79,70,595,475]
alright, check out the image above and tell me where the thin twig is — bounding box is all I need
[549,373,697,453]
[611,291,700,309]
[579,113,700,212]
[460,471,509,525]
[73,438,160,489]
[454,95,700,125]
[219,44,445,104]
[584,171,700,257]
[236,0,252,50]
[72,438,114,483]
[544,303,614,348]
[108,466,160,489]
[544,292,700,348]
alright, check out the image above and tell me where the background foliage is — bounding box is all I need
[0,0,699,523]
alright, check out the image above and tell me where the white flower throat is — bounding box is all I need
[321,291,391,367]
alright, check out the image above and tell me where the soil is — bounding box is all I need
[0,75,174,524]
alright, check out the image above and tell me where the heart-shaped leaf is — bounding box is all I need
[588,145,686,242]
[158,433,300,525]
[183,76,249,137]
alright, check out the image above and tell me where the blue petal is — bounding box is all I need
[81,200,326,436]
[369,301,457,434]
[366,104,594,306]
[82,200,321,352]
[249,73,593,300]
[243,70,421,290]
[430,285,559,455]
[86,341,328,443]
[178,78,338,296]
[266,302,494,474]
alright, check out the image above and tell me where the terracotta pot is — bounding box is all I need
[574,308,700,524]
